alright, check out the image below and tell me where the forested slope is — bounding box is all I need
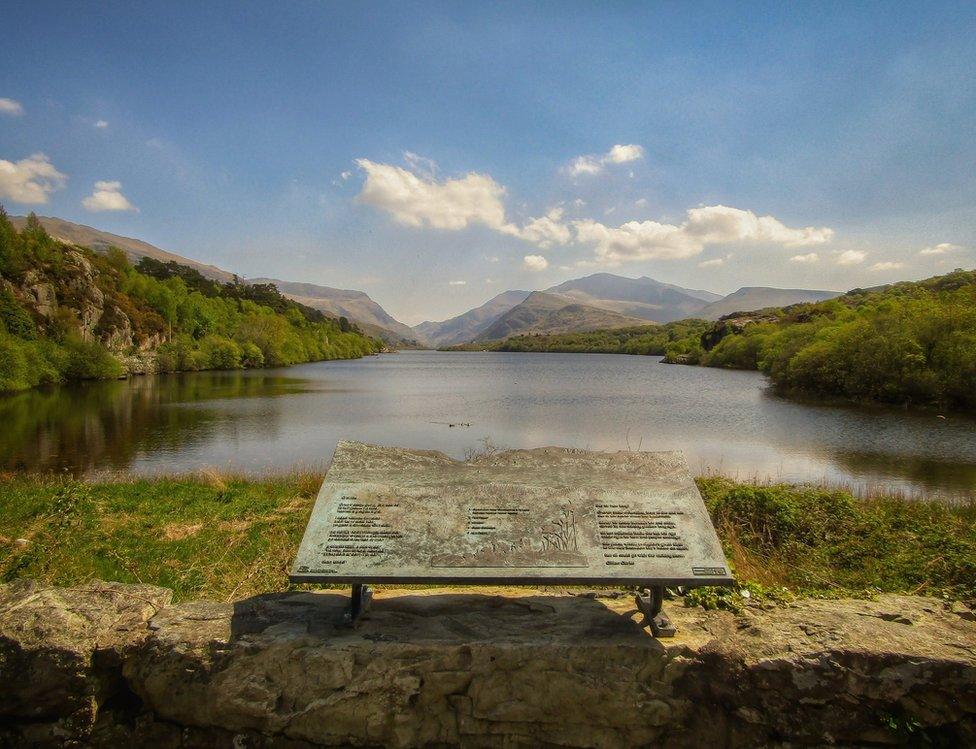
[479,270,976,412]
[0,209,381,393]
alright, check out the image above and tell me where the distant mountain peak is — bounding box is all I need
[697,286,843,320]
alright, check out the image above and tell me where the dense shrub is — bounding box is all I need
[481,268,976,411]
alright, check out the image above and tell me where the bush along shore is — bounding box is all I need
[0,208,382,393]
[470,268,976,413]
[0,471,972,607]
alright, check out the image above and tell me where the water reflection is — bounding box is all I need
[0,372,312,473]
[0,352,973,501]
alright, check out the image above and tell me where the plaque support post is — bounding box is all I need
[636,585,676,638]
[343,583,373,627]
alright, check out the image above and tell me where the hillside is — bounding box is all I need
[9,215,235,282]
[697,286,841,320]
[415,290,530,347]
[477,269,976,412]
[545,273,720,322]
[10,216,412,346]
[475,291,649,341]
[0,211,381,393]
[249,278,419,347]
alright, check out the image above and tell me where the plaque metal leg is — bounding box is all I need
[635,585,676,637]
[343,583,373,627]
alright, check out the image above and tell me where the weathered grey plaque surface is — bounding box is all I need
[290,441,733,586]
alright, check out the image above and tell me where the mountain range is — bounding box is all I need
[10,215,844,347]
[247,278,421,346]
[695,286,841,320]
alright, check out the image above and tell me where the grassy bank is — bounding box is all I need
[0,472,973,606]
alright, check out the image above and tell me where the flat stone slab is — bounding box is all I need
[290,441,733,586]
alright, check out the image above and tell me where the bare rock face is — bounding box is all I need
[700,314,778,352]
[0,581,974,748]
[20,270,58,321]
[63,250,107,342]
[0,580,171,744]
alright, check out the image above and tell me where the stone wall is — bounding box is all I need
[1,580,974,747]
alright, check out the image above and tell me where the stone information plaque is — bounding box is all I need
[290,441,733,587]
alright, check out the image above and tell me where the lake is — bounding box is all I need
[1,351,974,501]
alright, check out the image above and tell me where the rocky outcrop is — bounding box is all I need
[1,581,974,747]
[2,246,169,377]
[700,314,778,351]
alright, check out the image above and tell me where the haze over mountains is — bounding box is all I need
[696,287,841,320]
[248,278,420,346]
[11,215,846,348]
[415,290,531,348]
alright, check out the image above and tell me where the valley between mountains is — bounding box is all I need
[10,215,844,350]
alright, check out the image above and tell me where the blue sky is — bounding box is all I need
[1,2,974,323]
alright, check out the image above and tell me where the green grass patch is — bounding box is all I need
[695,476,976,609]
[1,472,973,605]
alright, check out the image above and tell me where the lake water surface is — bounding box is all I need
[1,351,974,501]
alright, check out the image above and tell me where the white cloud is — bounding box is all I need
[82,180,138,212]
[340,170,352,180]
[698,257,726,268]
[448,280,467,286]
[510,206,572,249]
[836,250,867,266]
[0,98,24,116]
[0,153,67,204]
[606,144,644,164]
[572,198,586,208]
[523,254,549,271]
[567,155,602,176]
[684,205,834,247]
[356,158,510,232]
[566,144,645,177]
[869,261,905,271]
[634,198,648,208]
[402,151,437,178]
[94,119,109,129]
[919,242,961,256]
[354,156,835,266]
[790,252,820,264]
[485,278,494,284]
[573,205,832,266]
[356,157,573,250]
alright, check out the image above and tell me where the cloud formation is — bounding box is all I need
[0,98,24,116]
[448,280,466,286]
[0,153,67,204]
[566,144,644,177]
[573,205,832,266]
[790,252,819,264]
[356,158,510,231]
[869,261,905,271]
[82,180,138,212]
[523,254,549,271]
[836,250,867,265]
[511,206,572,249]
[919,243,961,256]
[355,156,834,267]
[94,119,109,129]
